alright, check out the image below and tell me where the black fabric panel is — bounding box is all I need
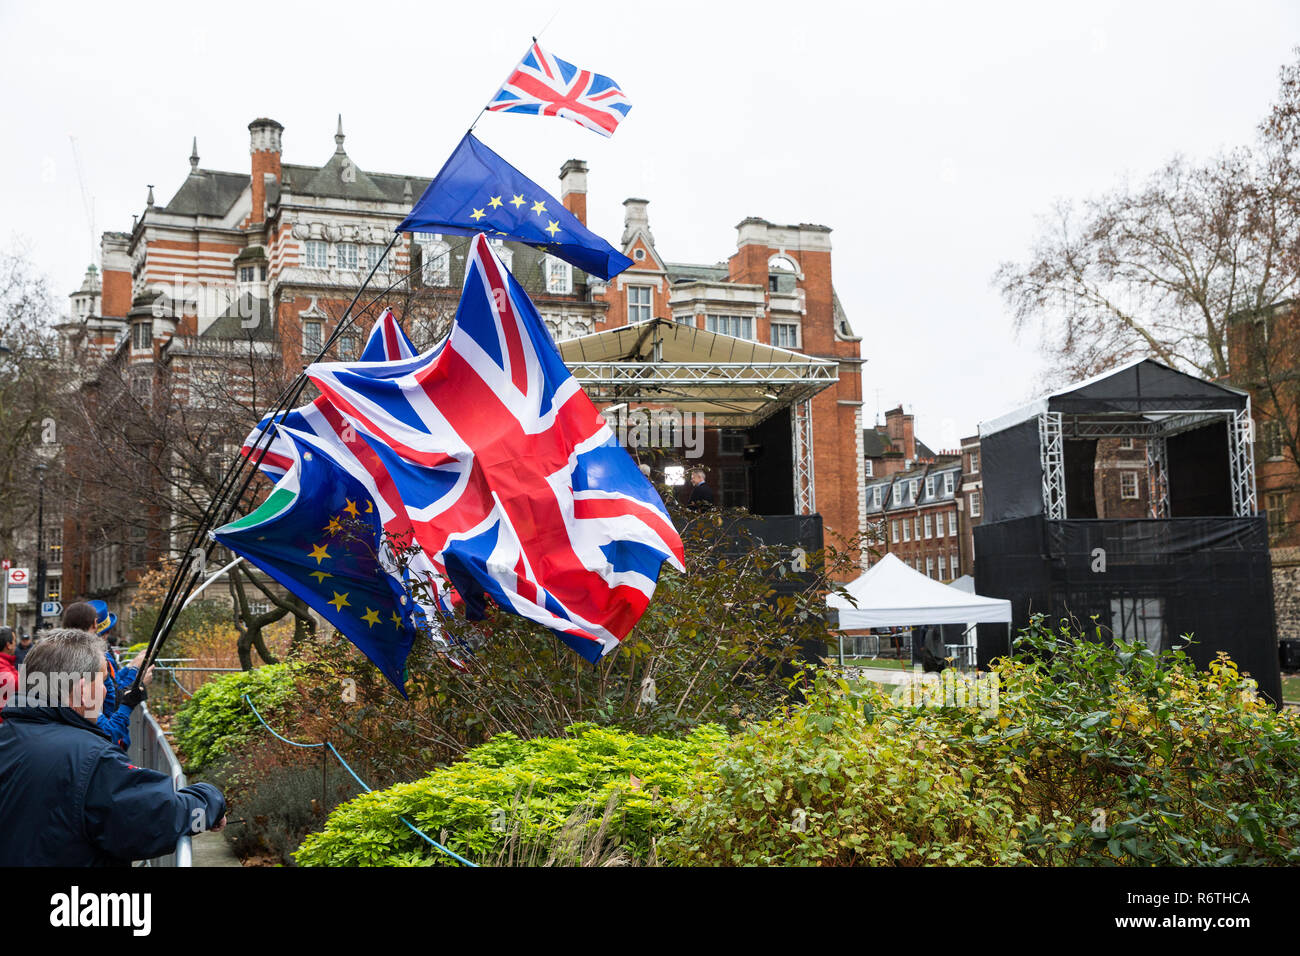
[982,420,1043,523]
[1048,360,1248,417]
[1167,421,1232,517]
[747,412,794,516]
[1064,439,1098,519]
[973,514,1283,705]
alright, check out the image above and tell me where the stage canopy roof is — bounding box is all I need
[828,553,1012,628]
[979,358,1249,438]
[557,318,839,426]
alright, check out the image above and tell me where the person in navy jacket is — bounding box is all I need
[0,628,225,866]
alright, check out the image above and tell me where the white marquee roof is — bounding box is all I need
[828,553,1012,627]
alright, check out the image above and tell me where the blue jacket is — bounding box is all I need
[0,703,225,866]
[96,651,138,750]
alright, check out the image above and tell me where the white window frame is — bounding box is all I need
[902,519,910,542]
[925,476,935,498]
[770,321,799,349]
[304,240,328,269]
[926,556,934,579]
[948,511,957,537]
[891,519,899,544]
[944,472,954,495]
[864,460,874,478]
[970,491,982,518]
[417,234,450,286]
[546,256,573,295]
[337,243,359,271]
[938,553,946,579]
[872,486,881,507]
[913,516,920,539]
[923,513,932,538]
[1120,470,1140,499]
[303,320,323,355]
[705,313,754,340]
[627,284,652,323]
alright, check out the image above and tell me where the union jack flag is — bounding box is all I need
[487,42,631,138]
[240,309,422,481]
[305,233,683,661]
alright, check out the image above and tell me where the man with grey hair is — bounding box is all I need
[0,628,226,866]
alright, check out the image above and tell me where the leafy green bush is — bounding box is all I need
[295,722,726,866]
[666,619,1300,866]
[171,663,298,772]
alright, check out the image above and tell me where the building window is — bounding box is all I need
[47,526,63,565]
[546,256,572,295]
[719,429,745,456]
[627,285,652,324]
[923,514,932,538]
[944,472,954,495]
[720,467,746,508]
[926,557,934,579]
[489,238,513,271]
[303,320,323,355]
[337,333,357,360]
[938,553,946,579]
[948,511,957,536]
[367,244,387,272]
[925,476,935,498]
[893,485,905,506]
[864,459,874,478]
[337,243,359,271]
[417,235,450,286]
[969,451,980,473]
[1268,492,1287,534]
[238,265,256,283]
[872,486,881,507]
[1119,437,1135,450]
[970,491,982,518]
[304,240,328,269]
[902,519,910,542]
[1262,420,1284,460]
[891,519,899,544]
[771,322,799,349]
[674,313,696,326]
[913,516,920,539]
[1120,471,1140,499]
[768,254,797,293]
[131,321,152,351]
[910,479,919,499]
[705,314,754,339]
[46,577,61,602]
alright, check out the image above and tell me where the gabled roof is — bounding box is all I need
[980,357,1249,438]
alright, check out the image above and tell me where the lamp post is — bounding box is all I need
[34,460,47,633]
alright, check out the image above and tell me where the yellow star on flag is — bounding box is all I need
[488,196,503,208]
[531,200,546,215]
[328,591,351,611]
[361,608,381,628]
[343,499,359,517]
[391,611,403,628]
[545,219,561,237]
[470,208,486,221]
[509,194,526,207]
[309,570,333,583]
[364,500,373,513]
[309,543,330,565]
[323,517,342,535]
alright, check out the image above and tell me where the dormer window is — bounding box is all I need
[546,256,572,295]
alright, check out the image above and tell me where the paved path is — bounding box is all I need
[191,830,242,867]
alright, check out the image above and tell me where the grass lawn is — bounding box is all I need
[1282,671,1300,703]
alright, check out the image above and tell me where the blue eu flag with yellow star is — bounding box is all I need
[397,132,633,281]
[211,426,420,692]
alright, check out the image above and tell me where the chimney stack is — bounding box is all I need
[559,159,588,225]
[884,406,916,462]
[248,118,284,226]
[621,198,652,247]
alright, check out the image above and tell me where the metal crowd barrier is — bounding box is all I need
[127,703,192,867]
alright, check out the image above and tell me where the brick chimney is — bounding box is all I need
[248,118,283,226]
[884,405,916,461]
[559,159,587,225]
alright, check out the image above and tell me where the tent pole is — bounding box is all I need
[838,633,844,668]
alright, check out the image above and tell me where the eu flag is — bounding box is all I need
[396,132,633,281]
[211,426,421,692]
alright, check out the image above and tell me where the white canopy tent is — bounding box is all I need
[829,554,1012,628]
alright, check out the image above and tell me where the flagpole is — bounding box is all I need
[134,233,404,683]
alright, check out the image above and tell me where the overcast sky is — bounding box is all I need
[2,0,1297,447]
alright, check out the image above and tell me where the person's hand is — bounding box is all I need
[141,664,156,686]
[211,815,228,833]
[119,682,148,708]
[129,652,147,670]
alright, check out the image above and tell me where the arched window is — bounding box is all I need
[490,238,513,271]
[417,234,450,287]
